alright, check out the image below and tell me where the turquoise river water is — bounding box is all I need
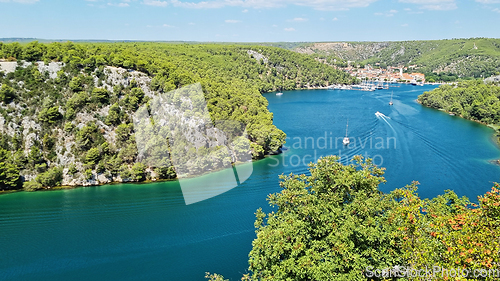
[1,85,500,280]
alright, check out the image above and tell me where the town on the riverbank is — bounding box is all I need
[326,63,431,90]
[346,64,425,83]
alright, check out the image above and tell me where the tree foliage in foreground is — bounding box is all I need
[208,156,500,281]
[249,156,403,280]
[392,183,500,277]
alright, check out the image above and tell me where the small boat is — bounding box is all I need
[343,120,350,146]
[389,92,394,106]
[276,92,283,96]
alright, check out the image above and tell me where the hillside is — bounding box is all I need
[418,80,500,124]
[292,38,500,78]
[0,41,353,190]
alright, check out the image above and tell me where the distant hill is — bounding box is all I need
[292,38,500,78]
[3,38,500,78]
[0,38,312,49]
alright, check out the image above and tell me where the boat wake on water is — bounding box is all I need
[383,114,468,185]
[375,111,396,134]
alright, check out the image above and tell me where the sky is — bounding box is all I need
[1,0,500,42]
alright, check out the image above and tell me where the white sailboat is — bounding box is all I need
[343,120,350,145]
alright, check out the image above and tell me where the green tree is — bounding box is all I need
[131,162,147,181]
[92,88,110,105]
[0,150,21,190]
[35,167,63,188]
[69,75,84,92]
[0,84,16,103]
[85,147,101,166]
[38,107,63,124]
[105,103,122,125]
[249,156,402,280]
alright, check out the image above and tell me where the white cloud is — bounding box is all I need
[242,8,248,12]
[289,17,308,22]
[332,17,338,20]
[476,0,500,3]
[404,7,411,10]
[494,7,500,12]
[108,2,130,6]
[143,0,168,7]
[0,0,39,3]
[146,23,176,28]
[188,22,196,25]
[168,0,378,11]
[225,19,241,23]
[398,0,457,10]
[375,9,396,16]
[401,23,409,26]
[284,27,295,31]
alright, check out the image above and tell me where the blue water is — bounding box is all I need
[1,85,499,281]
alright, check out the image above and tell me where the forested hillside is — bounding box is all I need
[293,38,500,79]
[0,41,353,190]
[418,80,500,146]
[418,80,500,125]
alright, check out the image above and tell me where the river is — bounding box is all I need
[1,85,499,280]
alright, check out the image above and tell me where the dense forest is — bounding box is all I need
[418,80,500,147]
[418,80,500,128]
[0,41,354,190]
[207,156,500,281]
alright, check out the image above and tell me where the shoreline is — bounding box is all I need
[0,155,277,196]
[0,177,178,196]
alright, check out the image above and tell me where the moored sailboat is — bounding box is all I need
[343,120,350,145]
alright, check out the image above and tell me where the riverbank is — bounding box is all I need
[0,156,273,196]
[0,178,178,195]
[417,100,500,157]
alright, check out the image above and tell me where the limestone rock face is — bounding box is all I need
[1,61,238,188]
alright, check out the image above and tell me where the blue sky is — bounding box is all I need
[1,0,499,42]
